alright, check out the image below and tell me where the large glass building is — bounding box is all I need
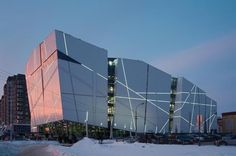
[25,30,108,132]
[25,30,217,134]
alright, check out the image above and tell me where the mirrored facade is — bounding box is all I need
[26,30,108,131]
[172,77,217,133]
[26,30,217,133]
[108,58,172,133]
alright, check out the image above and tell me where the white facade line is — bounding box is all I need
[173,116,194,126]
[137,91,206,95]
[137,92,171,95]
[116,80,169,115]
[81,64,93,71]
[175,101,216,107]
[202,113,215,125]
[190,86,197,133]
[159,119,169,133]
[80,63,108,81]
[209,99,213,132]
[175,92,206,95]
[115,96,170,103]
[209,114,216,130]
[115,96,215,107]
[96,73,108,80]
[174,85,196,113]
[121,59,136,130]
[63,33,69,55]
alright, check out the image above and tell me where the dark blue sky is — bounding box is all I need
[0,0,235,114]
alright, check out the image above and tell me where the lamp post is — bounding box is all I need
[85,111,88,137]
[135,103,144,138]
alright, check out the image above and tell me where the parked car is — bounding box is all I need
[201,134,221,142]
[176,135,194,145]
[218,135,236,146]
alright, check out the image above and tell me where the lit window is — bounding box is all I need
[109,86,114,92]
[113,59,118,65]
[108,61,113,66]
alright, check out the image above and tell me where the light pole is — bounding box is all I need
[135,103,144,138]
[85,111,88,137]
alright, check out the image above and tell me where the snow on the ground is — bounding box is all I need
[0,140,58,156]
[47,137,236,156]
[0,138,235,156]
[1,140,59,145]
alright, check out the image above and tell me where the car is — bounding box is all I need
[201,134,221,142]
[176,135,194,145]
[218,135,236,146]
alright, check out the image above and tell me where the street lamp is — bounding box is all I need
[135,103,144,138]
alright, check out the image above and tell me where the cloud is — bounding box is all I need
[150,32,236,113]
[152,32,236,74]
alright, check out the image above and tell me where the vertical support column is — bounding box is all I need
[144,64,149,142]
[92,71,96,124]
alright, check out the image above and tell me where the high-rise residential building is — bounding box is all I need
[0,74,30,126]
[26,30,217,134]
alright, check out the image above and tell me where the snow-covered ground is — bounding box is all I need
[0,140,58,156]
[47,138,236,156]
[0,138,235,156]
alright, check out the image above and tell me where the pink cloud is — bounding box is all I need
[152,32,236,74]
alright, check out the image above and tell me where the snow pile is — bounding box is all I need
[71,137,97,148]
[47,137,236,156]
